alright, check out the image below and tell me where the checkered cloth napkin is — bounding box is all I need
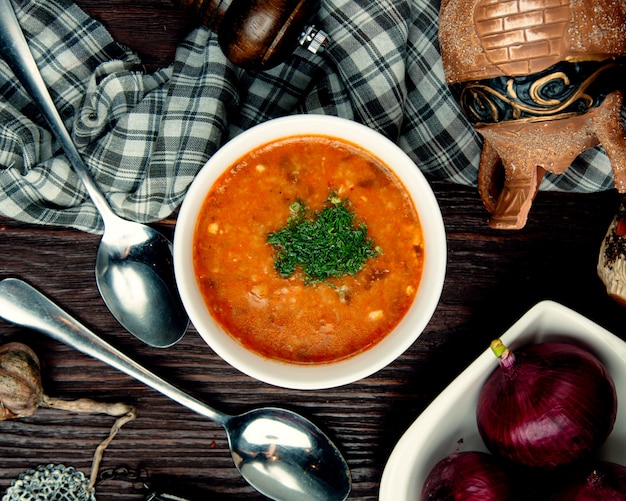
[0,0,619,233]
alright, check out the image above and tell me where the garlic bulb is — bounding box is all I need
[0,342,44,419]
[0,341,135,490]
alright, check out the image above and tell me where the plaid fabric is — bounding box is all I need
[0,0,620,233]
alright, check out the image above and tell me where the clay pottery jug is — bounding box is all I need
[439,0,626,230]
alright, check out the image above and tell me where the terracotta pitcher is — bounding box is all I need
[439,0,626,230]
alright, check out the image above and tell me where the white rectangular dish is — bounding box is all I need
[379,300,626,500]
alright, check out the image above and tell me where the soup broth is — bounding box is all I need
[192,135,424,364]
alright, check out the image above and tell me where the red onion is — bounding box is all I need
[421,450,514,500]
[547,461,626,500]
[477,339,617,470]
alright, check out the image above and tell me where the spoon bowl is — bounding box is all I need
[0,278,352,501]
[0,0,188,348]
[227,408,350,500]
[95,219,188,348]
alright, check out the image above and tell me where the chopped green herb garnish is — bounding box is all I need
[267,193,381,284]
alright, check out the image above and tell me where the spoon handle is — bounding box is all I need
[0,0,117,226]
[0,278,227,425]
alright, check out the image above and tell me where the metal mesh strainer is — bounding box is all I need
[3,464,95,501]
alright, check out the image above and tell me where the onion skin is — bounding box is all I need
[421,450,515,500]
[477,340,617,470]
[547,461,626,500]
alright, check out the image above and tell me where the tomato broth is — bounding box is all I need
[192,135,424,364]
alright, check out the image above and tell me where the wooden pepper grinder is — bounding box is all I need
[180,0,328,70]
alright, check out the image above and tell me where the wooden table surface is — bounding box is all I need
[1,1,625,499]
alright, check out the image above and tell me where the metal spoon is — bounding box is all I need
[0,0,188,348]
[0,278,352,501]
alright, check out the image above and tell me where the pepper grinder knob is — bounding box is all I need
[298,25,329,54]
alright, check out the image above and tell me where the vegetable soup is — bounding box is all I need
[192,135,424,364]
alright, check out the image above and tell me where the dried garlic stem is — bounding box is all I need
[88,407,136,491]
[43,396,136,492]
[42,397,133,417]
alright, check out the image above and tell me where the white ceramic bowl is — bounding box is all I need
[380,300,626,500]
[173,114,447,389]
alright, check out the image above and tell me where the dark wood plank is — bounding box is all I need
[75,0,197,71]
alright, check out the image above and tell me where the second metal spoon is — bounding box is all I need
[0,0,188,348]
[0,278,352,501]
